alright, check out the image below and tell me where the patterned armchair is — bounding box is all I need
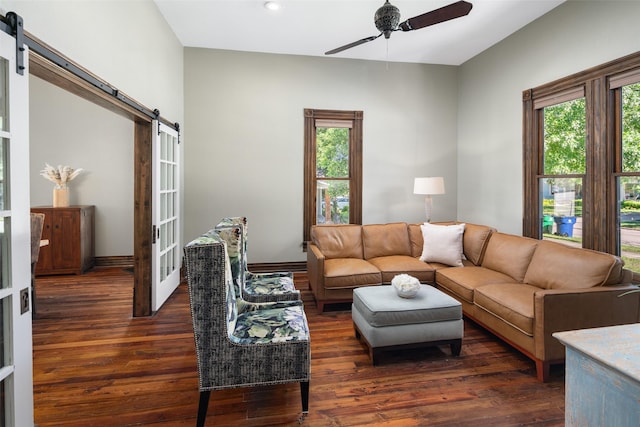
[216,216,300,303]
[184,230,311,426]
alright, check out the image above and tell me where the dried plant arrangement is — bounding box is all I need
[40,163,83,188]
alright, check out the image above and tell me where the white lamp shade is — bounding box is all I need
[413,177,445,195]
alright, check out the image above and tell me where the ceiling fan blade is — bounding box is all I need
[325,34,382,55]
[398,0,473,32]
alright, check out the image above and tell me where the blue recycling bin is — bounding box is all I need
[554,216,576,237]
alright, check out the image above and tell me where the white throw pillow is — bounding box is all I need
[419,223,466,267]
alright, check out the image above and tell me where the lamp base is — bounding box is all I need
[424,195,433,223]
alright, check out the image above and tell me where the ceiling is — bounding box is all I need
[154,0,565,66]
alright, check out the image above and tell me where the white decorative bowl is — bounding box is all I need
[391,274,421,298]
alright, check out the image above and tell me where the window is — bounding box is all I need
[303,109,362,248]
[614,79,640,273]
[540,95,585,245]
[523,51,640,277]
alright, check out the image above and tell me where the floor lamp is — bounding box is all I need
[413,177,445,222]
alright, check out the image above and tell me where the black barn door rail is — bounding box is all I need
[0,11,179,131]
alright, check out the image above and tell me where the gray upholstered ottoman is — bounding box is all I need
[352,285,463,364]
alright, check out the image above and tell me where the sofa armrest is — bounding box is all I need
[307,243,325,297]
[534,285,640,361]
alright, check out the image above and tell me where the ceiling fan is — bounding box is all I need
[325,0,473,55]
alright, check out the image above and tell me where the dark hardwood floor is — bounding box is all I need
[32,267,565,426]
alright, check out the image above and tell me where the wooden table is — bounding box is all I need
[554,324,640,427]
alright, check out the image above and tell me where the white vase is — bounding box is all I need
[53,185,69,207]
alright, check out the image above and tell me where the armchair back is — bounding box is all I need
[184,229,311,425]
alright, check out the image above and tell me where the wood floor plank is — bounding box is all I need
[33,268,565,426]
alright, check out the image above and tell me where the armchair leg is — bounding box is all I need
[300,381,309,413]
[197,390,211,427]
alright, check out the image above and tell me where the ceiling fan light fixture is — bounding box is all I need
[325,1,473,56]
[264,1,280,11]
[374,0,401,39]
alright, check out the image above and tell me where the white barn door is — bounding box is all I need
[151,120,181,311]
[0,23,33,426]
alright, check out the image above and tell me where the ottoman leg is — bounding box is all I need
[450,339,462,356]
[354,321,379,365]
[371,348,380,366]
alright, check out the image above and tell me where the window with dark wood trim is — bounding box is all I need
[303,109,363,249]
[523,51,640,278]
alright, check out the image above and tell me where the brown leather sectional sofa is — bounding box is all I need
[307,221,640,381]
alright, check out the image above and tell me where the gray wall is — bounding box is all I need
[0,0,184,257]
[457,0,640,234]
[184,49,459,263]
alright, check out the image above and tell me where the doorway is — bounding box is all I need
[28,44,169,317]
[29,76,135,267]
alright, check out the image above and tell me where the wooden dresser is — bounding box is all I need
[31,205,95,275]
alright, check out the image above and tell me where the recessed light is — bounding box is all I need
[264,1,280,11]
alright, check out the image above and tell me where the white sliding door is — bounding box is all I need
[0,26,33,426]
[151,120,181,311]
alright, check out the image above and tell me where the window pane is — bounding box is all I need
[543,98,586,174]
[1,295,5,366]
[618,177,640,275]
[316,127,349,178]
[622,83,640,172]
[0,138,7,211]
[1,296,5,427]
[316,180,349,224]
[0,217,7,289]
[0,377,5,427]
[540,177,582,246]
[0,57,7,132]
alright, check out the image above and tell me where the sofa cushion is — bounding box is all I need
[366,255,435,283]
[481,233,539,282]
[523,240,625,289]
[436,266,515,303]
[474,283,538,337]
[408,223,424,258]
[462,223,496,265]
[231,305,310,344]
[312,224,364,259]
[419,222,465,267]
[362,223,411,259]
[323,258,381,289]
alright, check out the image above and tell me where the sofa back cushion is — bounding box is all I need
[311,224,363,259]
[481,232,539,282]
[523,240,625,289]
[362,222,411,259]
[461,223,496,265]
[408,223,424,257]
